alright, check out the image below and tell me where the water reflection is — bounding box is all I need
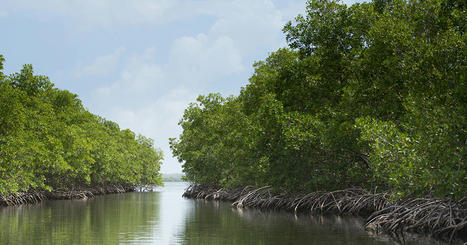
[176,200,392,245]
[0,182,446,244]
[0,192,161,244]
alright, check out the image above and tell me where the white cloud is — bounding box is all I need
[205,0,285,55]
[3,0,363,31]
[93,47,163,98]
[3,0,301,34]
[91,32,244,106]
[3,0,370,174]
[82,0,305,173]
[48,0,311,173]
[108,88,198,173]
[280,1,307,21]
[3,0,185,30]
[89,37,244,172]
[74,47,125,77]
[169,34,244,86]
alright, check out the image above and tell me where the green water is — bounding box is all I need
[0,182,441,244]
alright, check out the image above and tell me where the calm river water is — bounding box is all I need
[0,182,442,244]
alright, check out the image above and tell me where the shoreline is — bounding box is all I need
[0,185,139,206]
[183,183,467,244]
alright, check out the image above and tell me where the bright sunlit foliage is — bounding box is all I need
[0,57,163,195]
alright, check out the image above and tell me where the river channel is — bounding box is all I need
[0,182,442,244]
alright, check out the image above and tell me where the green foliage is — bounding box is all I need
[170,94,254,187]
[172,0,465,199]
[0,60,163,195]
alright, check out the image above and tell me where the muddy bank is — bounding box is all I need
[183,184,467,243]
[0,185,138,206]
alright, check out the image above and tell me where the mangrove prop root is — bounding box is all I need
[0,192,45,206]
[365,198,467,243]
[0,185,139,206]
[183,183,466,243]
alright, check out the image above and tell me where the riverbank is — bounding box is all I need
[0,185,138,206]
[183,184,467,243]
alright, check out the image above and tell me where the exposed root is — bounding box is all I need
[0,185,138,206]
[183,184,390,215]
[287,188,390,216]
[365,198,467,243]
[183,183,466,243]
[0,191,45,206]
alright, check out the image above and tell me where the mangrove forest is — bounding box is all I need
[0,54,163,204]
[170,0,466,241]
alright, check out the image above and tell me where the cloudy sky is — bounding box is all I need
[0,0,359,173]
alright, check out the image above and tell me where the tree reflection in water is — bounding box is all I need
[0,192,161,244]
[0,183,445,244]
[177,199,392,245]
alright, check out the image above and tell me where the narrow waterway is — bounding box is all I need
[0,182,441,244]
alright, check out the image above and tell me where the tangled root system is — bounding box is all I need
[183,184,466,243]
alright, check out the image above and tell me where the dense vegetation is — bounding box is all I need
[0,55,163,196]
[171,0,466,199]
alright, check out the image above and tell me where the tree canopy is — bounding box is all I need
[171,0,466,199]
[0,55,163,195]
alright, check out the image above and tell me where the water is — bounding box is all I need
[0,182,441,244]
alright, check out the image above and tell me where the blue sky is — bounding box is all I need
[0,0,359,173]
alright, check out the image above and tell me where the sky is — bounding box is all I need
[0,0,360,174]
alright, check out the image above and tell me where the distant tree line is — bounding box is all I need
[161,173,185,182]
[170,0,466,199]
[0,55,163,196]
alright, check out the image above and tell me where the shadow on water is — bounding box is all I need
[175,199,393,245]
[175,196,448,245]
[0,192,161,244]
[0,182,449,244]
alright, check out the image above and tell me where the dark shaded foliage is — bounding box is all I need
[171,0,465,200]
